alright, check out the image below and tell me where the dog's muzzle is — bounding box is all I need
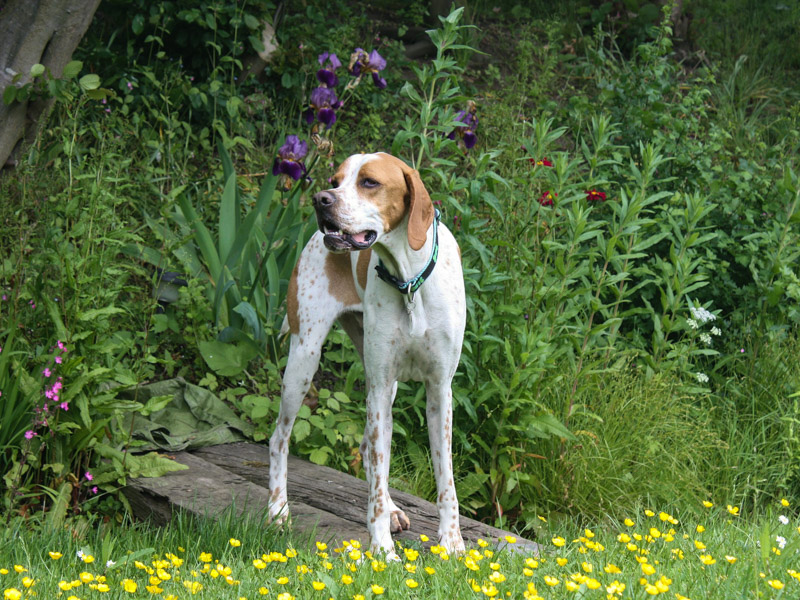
[313,190,377,251]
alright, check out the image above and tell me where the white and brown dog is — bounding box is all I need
[268,152,466,557]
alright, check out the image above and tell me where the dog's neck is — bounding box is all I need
[373,214,435,291]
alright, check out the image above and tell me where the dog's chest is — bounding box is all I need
[362,299,457,382]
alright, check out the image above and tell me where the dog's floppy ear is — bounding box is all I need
[404,168,434,251]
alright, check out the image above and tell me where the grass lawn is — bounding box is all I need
[2,500,798,599]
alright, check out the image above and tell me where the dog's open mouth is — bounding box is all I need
[320,219,377,251]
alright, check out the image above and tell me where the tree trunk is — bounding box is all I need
[0,0,100,169]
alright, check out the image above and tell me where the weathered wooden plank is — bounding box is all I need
[193,442,539,553]
[124,451,368,545]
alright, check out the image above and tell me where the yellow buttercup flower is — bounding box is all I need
[623,518,635,527]
[405,579,419,588]
[49,551,63,560]
[311,581,325,591]
[552,536,566,547]
[767,579,785,590]
[544,575,560,586]
[229,538,241,547]
[781,498,789,507]
[121,579,137,593]
[726,505,739,516]
[702,500,713,508]
[371,584,384,595]
[556,557,568,566]
[4,589,22,600]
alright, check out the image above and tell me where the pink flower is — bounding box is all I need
[25,430,36,439]
[55,356,62,364]
[60,402,69,411]
[85,471,93,481]
[91,486,98,494]
[43,367,52,378]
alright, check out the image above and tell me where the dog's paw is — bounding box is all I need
[390,509,411,533]
[439,531,466,555]
[268,504,290,527]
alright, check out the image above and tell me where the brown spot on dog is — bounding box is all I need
[357,247,372,290]
[287,261,300,334]
[325,252,359,305]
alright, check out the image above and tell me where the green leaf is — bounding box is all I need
[199,340,256,377]
[126,452,189,478]
[243,13,260,29]
[293,419,311,442]
[45,482,72,530]
[219,173,239,264]
[132,14,145,35]
[79,74,101,91]
[140,394,174,417]
[79,306,126,321]
[30,64,45,77]
[232,301,263,343]
[309,447,331,465]
[2,85,17,105]
[62,60,83,79]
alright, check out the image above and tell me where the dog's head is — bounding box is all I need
[312,153,434,253]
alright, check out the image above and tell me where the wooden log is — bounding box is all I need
[193,442,539,553]
[124,451,368,545]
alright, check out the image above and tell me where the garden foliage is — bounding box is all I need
[1,0,799,530]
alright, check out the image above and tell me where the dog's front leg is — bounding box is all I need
[427,381,465,554]
[363,381,398,558]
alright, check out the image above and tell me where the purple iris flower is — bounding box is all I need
[316,52,342,88]
[449,108,479,149]
[304,86,342,127]
[272,135,308,181]
[349,48,387,89]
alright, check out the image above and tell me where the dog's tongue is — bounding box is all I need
[349,231,370,245]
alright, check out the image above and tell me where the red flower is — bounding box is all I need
[538,191,557,206]
[528,157,553,167]
[586,189,607,202]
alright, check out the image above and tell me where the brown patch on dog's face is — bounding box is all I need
[353,155,409,234]
[325,251,360,305]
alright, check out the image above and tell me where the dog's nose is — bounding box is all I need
[313,190,337,208]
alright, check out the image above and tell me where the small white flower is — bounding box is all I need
[76,550,84,559]
[711,326,721,336]
[776,535,787,549]
[690,305,716,323]
[696,372,709,383]
[687,318,699,330]
[699,333,712,345]
[106,559,116,567]
[779,515,790,525]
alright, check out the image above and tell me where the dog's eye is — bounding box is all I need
[331,179,340,188]
[360,178,380,189]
